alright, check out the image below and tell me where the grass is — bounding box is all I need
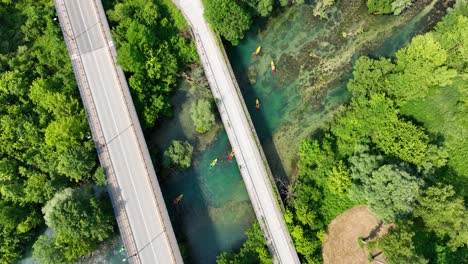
[401,77,468,190]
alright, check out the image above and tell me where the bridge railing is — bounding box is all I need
[89,1,183,262]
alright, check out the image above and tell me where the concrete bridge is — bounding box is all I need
[172,0,300,263]
[54,0,183,263]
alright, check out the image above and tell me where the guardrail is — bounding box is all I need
[54,0,140,262]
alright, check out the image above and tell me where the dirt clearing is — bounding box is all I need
[322,206,389,264]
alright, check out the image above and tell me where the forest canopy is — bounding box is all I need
[107,0,197,128]
[0,0,197,262]
[0,0,116,263]
[286,4,468,263]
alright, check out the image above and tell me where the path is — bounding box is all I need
[172,1,300,263]
[54,0,183,263]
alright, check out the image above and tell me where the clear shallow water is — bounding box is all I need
[227,0,444,180]
[148,79,255,263]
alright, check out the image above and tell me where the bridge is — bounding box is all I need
[54,0,183,263]
[172,0,300,263]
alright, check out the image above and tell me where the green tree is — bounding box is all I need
[42,188,115,260]
[204,0,252,45]
[313,0,335,19]
[108,0,196,127]
[347,56,394,98]
[391,0,413,15]
[379,223,428,264]
[326,160,351,195]
[433,4,468,70]
[190,98,216,133]
[93,167,107,187]
[414,184,468,249]
[367,0,393,14]
[32,235,70,264]
[390,34,457,102]
[217,222,272,264]
[163,140,194,169]
[362,165,422,222]
[0,201,41,263]
[241,0,274,17]
[279,0,305,6]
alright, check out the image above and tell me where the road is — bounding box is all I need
[54,0,183,263]
[172,1,300,263]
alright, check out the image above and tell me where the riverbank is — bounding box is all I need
[228,0,452,184]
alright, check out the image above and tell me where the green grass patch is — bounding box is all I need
[401,77,468,186]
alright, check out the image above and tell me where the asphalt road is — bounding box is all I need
[172,1,300,263]
[54,0,183,263]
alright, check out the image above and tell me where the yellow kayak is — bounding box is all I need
[172,194,183,205]
[253,46,262,57]
[210,158,218,168]
[271,60,277,73]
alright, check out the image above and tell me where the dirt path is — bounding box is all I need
[322,206,388,264]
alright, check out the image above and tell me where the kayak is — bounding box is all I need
[271,60,277,73]
[172,194,183,205]
[253,46,262,57]
[228,150,235,161]
[210,158,218,168]
[255,99,260,111]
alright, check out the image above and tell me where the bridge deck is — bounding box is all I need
[172,0,300,263]
[54,0,183,263]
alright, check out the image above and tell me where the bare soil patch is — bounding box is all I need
[322,206,390,264]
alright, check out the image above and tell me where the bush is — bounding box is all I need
[163,140,194,169]
[41,187,114,260]
[190,99,216,133]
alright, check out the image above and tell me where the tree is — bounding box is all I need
[204,0,252,45]
[279,0,305,6]
[42,187,115,260]
[241,0,274,17]
[32,235,70,264]
[347,56,394,98]
[326,160,351,195]
[390,34,457,102]
[367,0,393,14]
[0,201,42,263]
[108,0,196,127]
[414,184,468,249]
[379,223,428,264]
[93,167,107,187]
[362,165,422,222]
[163,140,194,169]
[190,99,216,133]
[217,222,272,264]
[433,4,468,70]
[391,0,413,15]
[313,0,335,19]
